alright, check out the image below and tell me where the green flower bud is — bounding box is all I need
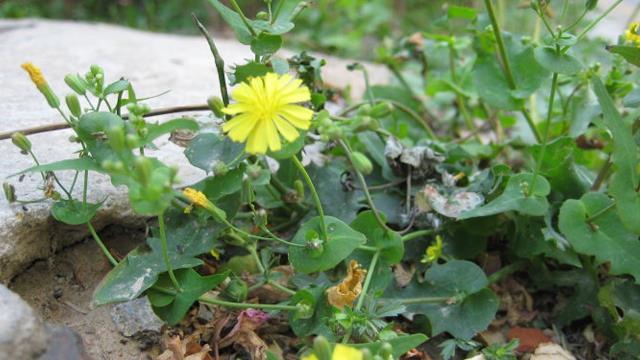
[125,134,140,149]
[357,103,372,115]
[312,336,332,360]
[256,11,269,21]
[305,230,324,258]
[65,93,81,117]
[3,183,16,203]
[294,179,305,199]
[294,299,314,320]
[378,343,393,359]
[11,132,31,153]
[361,349,373,360]
[207,96,226,118]
[40,83,60,109]
[106,125,126,151]
[90,64,103,75]
[64,74,87,95]
[224,277,248,302]
[586,0,598,10]
[369,102,393,118]
[134,157,153,184]
[212,160,228,176]
[246,163,262,179]
[101,159,115,171]
[327,126,343,140]
[253,209,268,227]
[353,116,379,132]
[351,151,373,175]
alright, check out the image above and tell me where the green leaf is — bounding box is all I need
[459,173,550,219]
[307,161,363,223]
[251,33,283,56]
[289,216,366,274]
[51,200,101,225]
[289,286,336,340]
[350,211,404,264]
[534,47,582,75]
[149,269,228,325]
[93,211,222,305]
[559,192,640,283]
[607,45,640,67]
[447,5,477,20]
[592,77,640,234]
[184,133,244,172]
[142,118,199,146]
[350,334,428,357]
[103,79,130,96]
[11,157,103,177]
[384,260,498,339]
[200,166,245,201]
[511,47,551,99]
[252,0,301,35]
[473,55,522,110]
[207,0,253,45]
[234,62,270,84]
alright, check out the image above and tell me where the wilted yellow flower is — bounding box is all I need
[183,187,211,208]
[326,260,366,309]
[222,73,313,154]
[421,235,443,264]
[301,344,364,360]
[625,22,640,45]
[21,62,59,108]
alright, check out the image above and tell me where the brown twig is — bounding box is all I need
[0,104,210,140]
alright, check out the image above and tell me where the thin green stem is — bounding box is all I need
[575,0,624,43]
[449,43,477,139]
[530,72,559,196]
[397,296,451,305]
[199,294,297,311]
[192,15,230,107]
[358,245,379,252]
[401,229,434,242]
[342,251,380,343]
[487,261,525,285]
[338,140,392,232]
[267,280,297,296]
[229,0,258,37]
[259,225,305,247]
[158,211,182,291]
[565,9,588,33]
[249,246,266,275]
[586,201,616,223]
[88,222,118,266]
[291,155,328,241]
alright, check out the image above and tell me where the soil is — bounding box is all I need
[9,224,155,360]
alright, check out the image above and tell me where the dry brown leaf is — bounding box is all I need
[218,309,270,360]
[393,263,415,288]
[530,343,576,360]
[158,335,213,360]
[326,260,367,309]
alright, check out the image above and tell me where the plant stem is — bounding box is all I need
[591,155,613,191]
[398,296,452,305]
[193,15,230,107]
[87,222,118,266]
[484,0,542,143]
[574,0,624,43]
[449,43,477,139]
[529,72,559,197]
[586,201,616,223]
[249,246,266,274]
[158,211,182,291]
[487,261,525,285]
[291,155,328,241]
[338,140,391,232]
[199,294,298,311]
[267,280,297,296]
[401,229,434,242]
[229,0,258,37]
[342,250,380,343]
[259,225,305,247]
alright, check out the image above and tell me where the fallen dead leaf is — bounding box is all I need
[507,327,553,353]
[530,343,576,360]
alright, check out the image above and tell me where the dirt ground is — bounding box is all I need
[9,225,154,360]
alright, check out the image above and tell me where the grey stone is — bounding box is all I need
[0,284,49,360]
[0,18,389,284]
[110,297,163,338]
[38,325,92,360]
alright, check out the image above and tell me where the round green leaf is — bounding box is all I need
[184,133,244,172]
[289,216,367,274]
[534,47,582,75]
[51,199,101,225]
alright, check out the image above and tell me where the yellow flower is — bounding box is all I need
[326,260,367,309]
[183,187,212,209]
[21,62,59,108]
[625,22,640,45]
[300,344,363,360]
[21,62,47,89]
[222,73,313,154]
[421,235,443,264]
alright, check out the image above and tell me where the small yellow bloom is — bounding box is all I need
[300,344,363,360]
[326,260,367,309]
[21,62,47,89]
[222,73,313,154]
[421,235,443,264]
[625,22,640,45]
[183,188,212,209]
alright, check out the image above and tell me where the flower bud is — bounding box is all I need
[327,126,343,140]
[64,74,87,95]
[212,160,228,176]
[305,231,324,258]
[586,0,598,10]
[11,132,31,153]
[3,182,16,203]
[134,157,153,184]
[106,125,126,151]
[294,179,305,199]
[351,151,373,175]
[369,102,393,118]
[125,134,140,149]
[65,93,81,117]
[293,299,314,320]
[312,337,332,360]
[90,64,103,75]
[253,209,268,227]
[256,11,269,21]
[207,96,226,118]
[224,277,248,302]
[378,343,393,359]
[246,163,262,179]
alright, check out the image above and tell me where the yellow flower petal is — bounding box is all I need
[273,116,300,142]
[301,354,319,360]
[332,344,363,360]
